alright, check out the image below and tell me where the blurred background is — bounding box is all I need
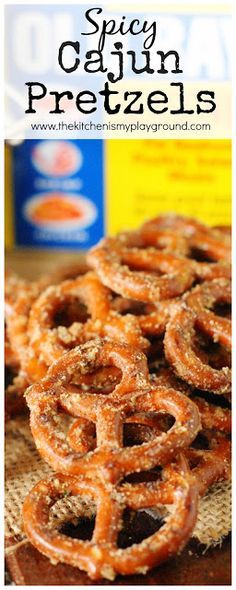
[5,3,231,277]
[5,138,231,279]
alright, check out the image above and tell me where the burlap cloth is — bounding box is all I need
[5,417,231,558]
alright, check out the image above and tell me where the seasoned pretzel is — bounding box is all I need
[99,312,148,351]
[184,430,231,496]
[140,223,189,255]
[117,398,231,496]
[140,215,231,280]
[164,304,231,394]
[87,234,195,303]
[140,216,231,281]
[190,228,231,262]
[5,278,40,366]
[184,278,231,350]
[150,368,192,395]
[4,265,95,380]
[138,299,179,337]
[27,273,110,367]
[116,395,231,495]
[65,385,199,472]
[123,392,231,442]
[22,456,198,580]
[26,339,200,477]
[111,296,177,339]
[4,274,62,386]
[192,397,231,434]
[213,225,231,236]
[5,275,47,384]
[28,272,148,371]
[26,339,148,475]
[4,268,72,382]
[5,326,19,369]
[66,411,165,454]
[141,215,231,262]
[192,260,231,282]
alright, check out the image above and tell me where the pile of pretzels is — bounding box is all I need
[5,215,231,580]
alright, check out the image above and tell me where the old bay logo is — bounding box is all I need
[31,140,82,176]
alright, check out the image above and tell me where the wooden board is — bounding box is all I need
[5,537,231,586]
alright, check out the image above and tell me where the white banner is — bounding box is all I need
[5,3,232,139]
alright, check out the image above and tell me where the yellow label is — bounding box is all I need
[106,139,231,233]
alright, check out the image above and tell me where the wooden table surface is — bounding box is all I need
[6,536,231,586]
[6,248,87,280]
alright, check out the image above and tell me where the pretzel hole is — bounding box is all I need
[111,295,155,317]
[5,366,16,389]
[59,515,96,541]
[147,337,165,363]
[194,329,231,369]
[122,466,162,485]
[149,358,169,375]
[123,413,174,447]
[123,423,156,446]
[50,495,96,540]
[189,247,215,263]
[208,347,231,370]
[193,390,231,409]
[187,454,203,470]
[52,298,89,328]
[191,432,210,450]
[212,301,231,319]
[117,508,164,548]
